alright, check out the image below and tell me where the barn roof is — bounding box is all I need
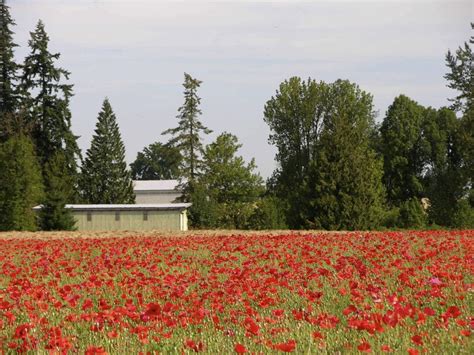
[33,203,191,211]
[133,180,180,192]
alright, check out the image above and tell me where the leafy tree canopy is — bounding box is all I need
[130,142,182,180]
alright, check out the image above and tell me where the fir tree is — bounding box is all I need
[445,23,474,113]
[0,133,43,231]
[0,0,19,140]
[39,151,76,230]
[80,98,135,204]
[309,80,385,230]
[162,73,212,194]
[19,20,81,195]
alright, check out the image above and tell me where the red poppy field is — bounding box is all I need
[0,230,473,354]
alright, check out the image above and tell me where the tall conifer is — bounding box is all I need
[162,73,212,193]
[20,20,81,196]
[0,0,19,140]
[39,151,76,230]
[80,98,135,204]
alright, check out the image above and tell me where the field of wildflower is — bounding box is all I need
[0,230,472,354]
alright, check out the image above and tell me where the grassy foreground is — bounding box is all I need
[0,230,472,354]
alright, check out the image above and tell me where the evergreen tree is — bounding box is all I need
[80,98,135,204]
[39,151,76,230]
[162,73,212,195]
[442,23,474,227]
[19,20,81,195]
[0,133,43,231]
[130,142,182,180]
[380,95,427,206]
[445,23,474,113]
[308,80,385,230]
[0,0,19,140]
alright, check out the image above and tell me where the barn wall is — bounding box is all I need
[135,191,182,204]
[73,210,184,231]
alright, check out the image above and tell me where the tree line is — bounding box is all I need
[0,0,472,231]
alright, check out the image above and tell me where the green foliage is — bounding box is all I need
[162,73,212,189]
[422,108,461,226]
[444,23,474,113]
[189,133,264,229]
[380,95,427,205]
[247,196,287,230]
[0,134,43,231]
[19,20,81,199]
[451,198,474,228]
[39,151,76,230]
[264,77,328,227]
[398,198,427,229]
[264,78,385,230]
[130,142,182,180]
[0,0,19,140]
[80,98,135,204]
[187,182,220,229]
[310,80,385,230]
[422,23,474,228]
[381,207,401,229]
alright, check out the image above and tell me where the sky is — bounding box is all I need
[9,0,473,178]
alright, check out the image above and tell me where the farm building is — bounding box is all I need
[133,180,182,204]
[34,203,190,231]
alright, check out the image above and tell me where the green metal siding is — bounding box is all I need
[73,210,186,231]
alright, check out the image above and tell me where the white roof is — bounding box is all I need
[133,180,180,192]
[33,203,191,211]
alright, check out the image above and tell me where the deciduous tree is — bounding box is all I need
[380,95,427,206]
[130,142,182,180]
[191,133,263,229]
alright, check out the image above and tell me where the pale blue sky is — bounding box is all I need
[9,0,472,178]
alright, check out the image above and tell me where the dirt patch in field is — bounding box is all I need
[0,229,332,240]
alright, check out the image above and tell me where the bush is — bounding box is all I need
[382,207,400,229]
[247,197,287,230]
[451,199,474,228]
[398,198,427,228]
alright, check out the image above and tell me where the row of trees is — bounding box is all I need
[263,25,473,229]
[0,0,472,231]
[0,1,136,230]
[0,1,278,231]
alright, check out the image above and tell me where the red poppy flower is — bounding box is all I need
[235,343,247,353]
[357,341,371,352]
[273,339,296,352]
